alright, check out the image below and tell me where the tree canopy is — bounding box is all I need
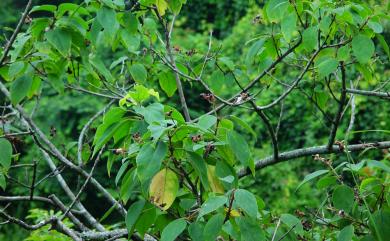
[0,0,390,240]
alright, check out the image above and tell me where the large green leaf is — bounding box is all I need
[161,219,187,241]
[45,28,72,57]
[370,209,390,240]
[338,225,354,241]
[96,7,119,38]
[281,12,297,42]
[315,56,338,79]
[159,72,177,97]
[188,222,204,241]
[126,199,146,236]
[90,55,114,82]
[234,189,258,219]
[352,34,374,64]
[302,26,318,51]
[0,139,12,170]
[197,114,217,130]
[266,0,289,23]
[237,216,265,241]
[10,75,33,105]
[188,152,210,190]
[198,196,227,219]
[136,142,167,184]
[280,213,304,235]
[246,39,264,65]
[227,130,254,174]
[204,214,224,241]
[332,185,354,212]
[129,63,147,83]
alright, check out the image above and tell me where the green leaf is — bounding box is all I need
[90,55,114,82]
[149,168,179,210]
[332,185,354,212]
[198,115,217,130]
[266,0,289,23]
[161,219,187,241]
[126,199,146,236]
[10,75,33,105]
[188,152,210,190]
[30,5,57,13]
[0,139,12,170]
[159,72,177,97]
[338,225,354,241]
[136,142,167,184]
[93,121,123,155]
[204,214,224,241]
[280,213,304,235]
[198,196,227,219]
[0,172,6,191]
[316,176,337,189]
[45,28,72,57]
[246,39,264,65]
[376,34,390,61]
[296,169,329,191]
[96,7,119,38]
[352,34,375,64]
[228,115,257,138]
[237,216,265,241]
[120,169,139,204]
[315,56,338,78]
[189,222,204,241]
[368,20,383,33]
[281,13,297,42]
[129,63,147,83]
[227,130,254,174]
[371,209,390,240]
[302,26,318,51]
[234,189,258,219]
[8,61,25,79]
[135,203,157,237]
[123,12,139,34]
[337,45,350,61]
[120,30,140,53]
[134,103,165,124]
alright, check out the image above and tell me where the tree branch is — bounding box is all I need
[327,62,347,150]
[238,140,390,178]
[0,0,33,66]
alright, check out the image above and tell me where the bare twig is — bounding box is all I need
[327,62,347,150]
[0,0,33,66]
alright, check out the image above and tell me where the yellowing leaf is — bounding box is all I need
[207,165,224,194]
[156,0,168,16]
[224,207,241,217]
[149,168,179,210]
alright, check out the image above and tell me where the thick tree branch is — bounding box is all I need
[238,140,390,178]
[346,88,390,99]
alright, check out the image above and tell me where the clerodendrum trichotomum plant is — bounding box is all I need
[0,0,390,240]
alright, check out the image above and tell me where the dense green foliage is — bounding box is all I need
[0,0,390,241]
